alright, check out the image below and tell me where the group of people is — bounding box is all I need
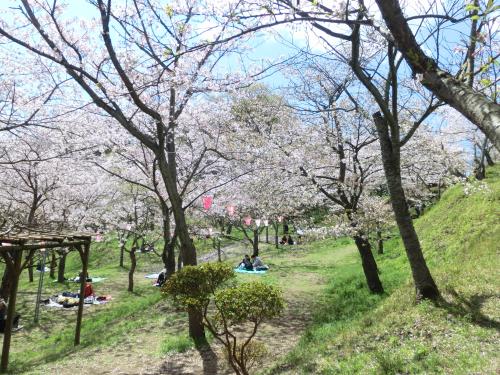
[280,235,295,245]
[239,254,269,271]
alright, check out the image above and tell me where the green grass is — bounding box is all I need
[160,334,193,354]
[265,166,500,374]
[2,167,498,374]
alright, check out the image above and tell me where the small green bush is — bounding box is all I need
[163,262,284,375]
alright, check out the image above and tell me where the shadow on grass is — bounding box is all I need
[158,344,218,375]
[437,287,500,331]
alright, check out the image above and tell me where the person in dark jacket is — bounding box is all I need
[0,298,20,333]
[239,254,253,270]
[251,255,269,271]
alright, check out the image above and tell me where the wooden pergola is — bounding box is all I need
[0,230,92,373]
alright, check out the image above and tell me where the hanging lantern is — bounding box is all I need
[255,219,261,227]
[278,216,283,222]
[202,195,213,211]
[208,227,213,235]
[226,205,235,216]
[243,216,252,226]
[95,233,103,242]
[263,219,269,227]
[126,223,132,230]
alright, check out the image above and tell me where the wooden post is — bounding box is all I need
[34,249,48,323]
[0,248,23,373]
[74,240,90,346]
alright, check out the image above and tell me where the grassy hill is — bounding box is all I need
[266,166,500,374]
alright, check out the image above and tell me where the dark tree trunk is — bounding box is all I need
[0,267,12,302]
[28,257,34,282]
[226,223,233,235]
[164,241,176,279]
[484,148,495,166]
[252,229,259,257]
[265,226,269,243]
[160,202,176,279]
[377,230,384,255]
[156,91,205,343]
[49,252,56,279]
[128,247,136,292]
[57,251,67,283]
[0,250,22,373]
[119,239,125,268]
[177,249,183,271]
[274,223,279,249]
[188,307,207,347]
[353,235,384,294]
[374,112,439,300]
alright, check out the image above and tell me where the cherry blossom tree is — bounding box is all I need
[0,0,260,342]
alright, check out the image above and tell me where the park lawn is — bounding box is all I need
[1,166,498,374]
[265,166,500,374]
[2,223,359,373]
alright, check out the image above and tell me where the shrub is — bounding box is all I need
[163,262,284,375]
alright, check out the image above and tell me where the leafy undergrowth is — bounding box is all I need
[267,166,500,375]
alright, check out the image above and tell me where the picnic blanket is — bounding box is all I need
[42,295,112,309]
[70,276,107,283]
[234,268,268,274]
[52,276,107,283]
[145,273,160,279]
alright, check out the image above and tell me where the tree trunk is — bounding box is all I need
[188,307,207,347]
[28,257,34,282]
[377,230,384,255]
[265,226,269,243]
[226,223,232,235]
[119,240,125,268]
[157,121,205,342]
[164,240,176,279]
[49,252,56,279]
[0,266,12,302]
[177,251,183,271]
[374,0,500,151]
[274,223,279,249]
[353,235,384,294]
[57,251,67,283]
[252,229,259,257]
[0,250,22,373]
[484,148,495,166]
[374,112,439,300]
[128,247,136,292]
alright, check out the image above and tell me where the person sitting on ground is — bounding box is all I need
[75,272,92,282]
[287,235,294,245]
[84,282,94,298]
[156,269,166,287]
[0,298,20,333]
[279,235,287,245]
[239,254,253,271]
[251,255,269,271]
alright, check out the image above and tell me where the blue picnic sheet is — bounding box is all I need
[234,268,267,274]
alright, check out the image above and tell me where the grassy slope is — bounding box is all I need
[2,168,498,374]
[267,166,500,374]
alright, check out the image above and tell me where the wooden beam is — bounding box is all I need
[0,240,89,252]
